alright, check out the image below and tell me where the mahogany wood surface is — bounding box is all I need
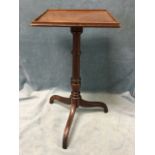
[31,9,120,27]
[49,27,108,149]
[31,9,120,149]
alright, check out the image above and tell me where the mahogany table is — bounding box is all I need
[31,9,120,149]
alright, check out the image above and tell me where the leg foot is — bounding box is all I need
[62,103,77,149]
[80,99,108,113]
[49,95,70,105]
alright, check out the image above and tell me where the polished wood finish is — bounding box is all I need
[31,9,120,28]
[31,9,120,149]
[50,27,108,149]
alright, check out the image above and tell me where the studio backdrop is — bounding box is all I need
[19,0,134,94]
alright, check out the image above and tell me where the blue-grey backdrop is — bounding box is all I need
[19,0,134,94]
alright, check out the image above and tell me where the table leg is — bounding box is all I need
[49,95,70,105]
[80,99,108,113]
[62,102,77,149]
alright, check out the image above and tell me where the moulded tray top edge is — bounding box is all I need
[31,9,120,28]
[32,9,109,22]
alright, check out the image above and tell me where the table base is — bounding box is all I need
[49,27,108,149]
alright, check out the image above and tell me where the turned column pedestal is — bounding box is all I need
[49,27,108,149]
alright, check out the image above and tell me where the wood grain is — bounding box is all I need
[31,9,120,28]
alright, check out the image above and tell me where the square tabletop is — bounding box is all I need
[31,9,120,28]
